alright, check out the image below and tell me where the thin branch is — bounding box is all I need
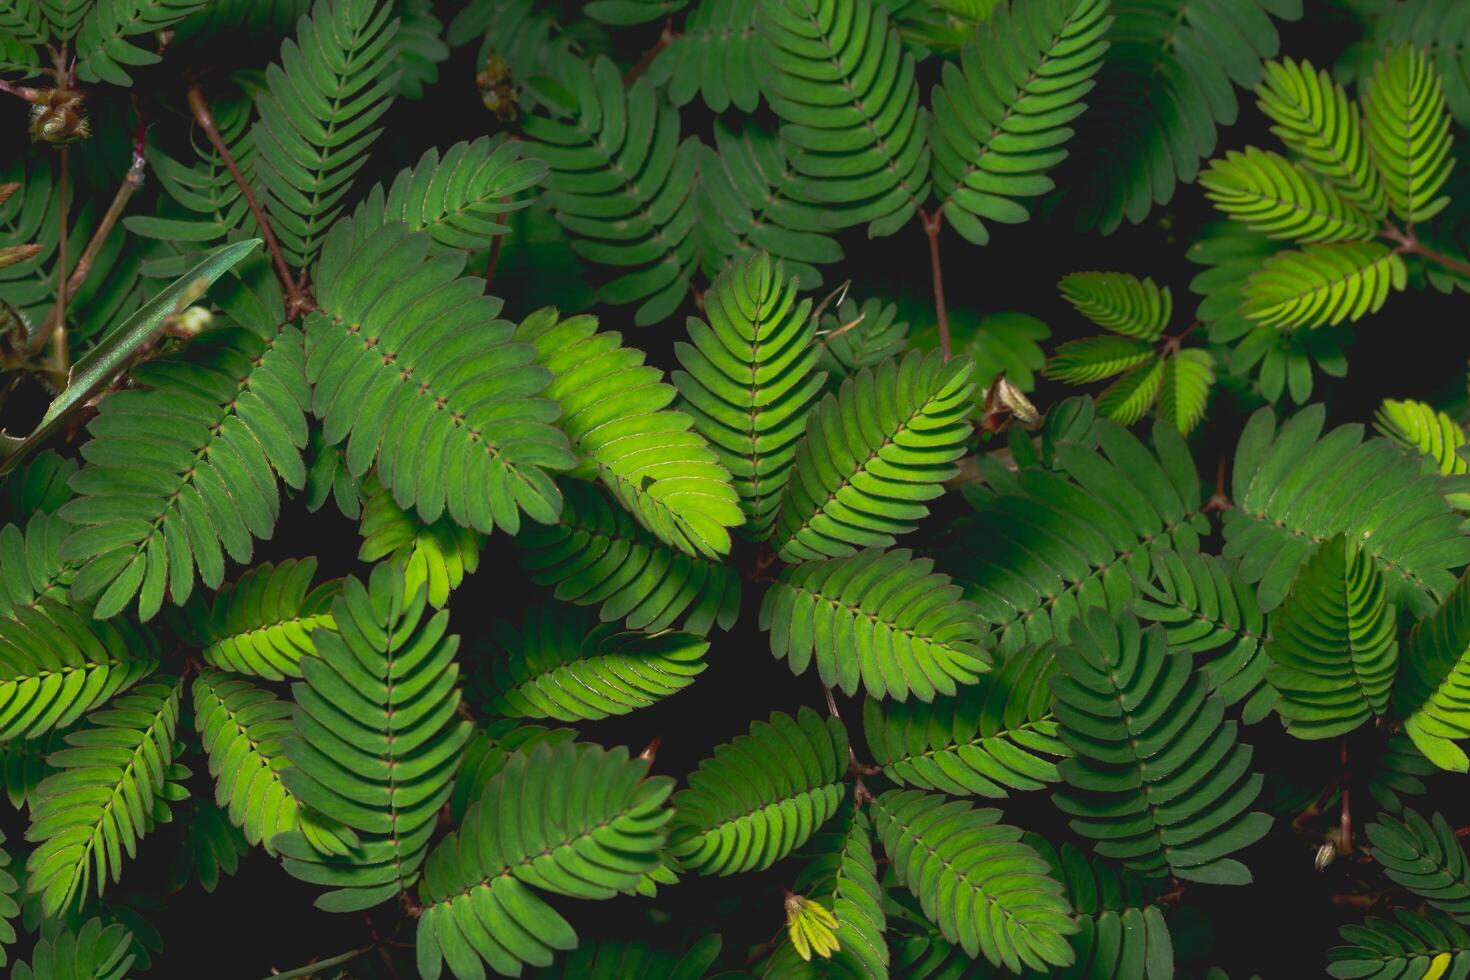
[919,209,951,361]
[47,146,70,378]
[483,230,506,296]
[0,78,44,103]
[1338,737,1352,855]
[1383,221,1470,279]
[186,82,310,317]
[624,17,677,86]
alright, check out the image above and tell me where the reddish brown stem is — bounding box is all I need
[919,209,951,361]
[47,147,70,377]
[483,230,505,296]
[1383,221,1470,278]
[624,17,677,86]
[0,78,44,103]
[1339,738,1353,855]
[186,82,310,317]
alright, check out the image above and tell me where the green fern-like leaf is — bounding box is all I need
[477,601,707,722]
[758,0,930,237]
[25,679,186,915]
[863,644,1067,797]
[1156,349,1214,434]
[1362,43,1456,224]
[250,0,400,268]
[1045,336,1155,384]
[1200,147,1378,243]
[1052,609,1271,884]
[1132,548,1273,721]
[307,219,577,535]
[872,789,1078,972]
[516,479,741,634]
[74,0,212,85]
[1376,398,1470,477]
[529,936,722,980]
[1065,0,1304,233]
[1328,908,1470,980]
[668,707,848,876]
[1255,57,1386,217]
[358,473,481,609]
[774,351,974,563]
[517,307,741,559]
[1222,403,1470,614]
[648,0,760,113]
[1394,568,1470,772]
[1058,272,1172,340]
[0,597,158,742]
[1096,358,1164,426]
[175,558,338,680]
[1365,808,1470,917]
[1265,534,1397,739]
[0,511,72,615]
[693,118,842,290]
[11,918,135,980]
[523,56,698,326]
[59,276,309,621]
[0,733,61,809]
[763,802,888,979]
[930,0,1110,245]
[674,253,825,538]
[1240,241,1407,330]
[274,563,471,912]
[761,547,990,701]
[356,136,546,252]
[816,295,909,378]
[415,741,673,979]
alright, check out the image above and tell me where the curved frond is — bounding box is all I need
[1200,147,1377,243]
[477,601,707,722]
[1045,336,1155,385]
[1366,809,1470,916]
[250,0,400,268]
[74,0,211,86]
[1095,358,1164,426]
[523,57,698,326]
[25,679,185,915]
[872,789,1077,972]
[1240,241,1407,329]
[693,119,842,289]
[761,547,990,702]
[1328,909,1470,980]
[516,480,741,634]
[1362,43,1456,224]
[863,644,1066,797]
[774,351,974,563]
[674,253,825,538]
[2,450,76,522]
[1058,272,1172,340]
[357,136,546,251]
[1133,548,1272,721]
[358,473,481,609]
[0,511,73,616]
[1376,398,1470,477]
[175,558,338,680]
[530,936,722,980]
[1265,534,1398,739]
[816,295,909,378]
[1052,609,1271,884]
[415,742,672,980]
[1394,568,1470,772]
[1255,57,1386,216]
[1156,348,1215,435]
[0,597,158,742]
[307,219,577,535]
[758,0,930,237]
[517,307,741,559]
[668,707,848,876]
[275,563,471,912]
[11,918,134,980]
[649,0,760,113]
[1222,403,1470,614]
[59,307,309,621]
[931,0,1110,245]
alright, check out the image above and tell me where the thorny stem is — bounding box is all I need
[919,208,951,361]
[187,82,311,317]
[624,17,677,86]
[1382,221,1470,279]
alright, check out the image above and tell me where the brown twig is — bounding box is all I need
[1382,221,1470,279]
[624,17,677,86]
[919,208,951,361]
[186,82,311,317]
[483,230,505,296]
[1338,738,1353,855]
[1203,456,1231,513]
[1159,320,1201,357]
[47,146,70,378]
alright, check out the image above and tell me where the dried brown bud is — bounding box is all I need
[982,374,1042,432]
[1314,839,1338,872]
[29,88,91,145]
[477,54,518,122]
